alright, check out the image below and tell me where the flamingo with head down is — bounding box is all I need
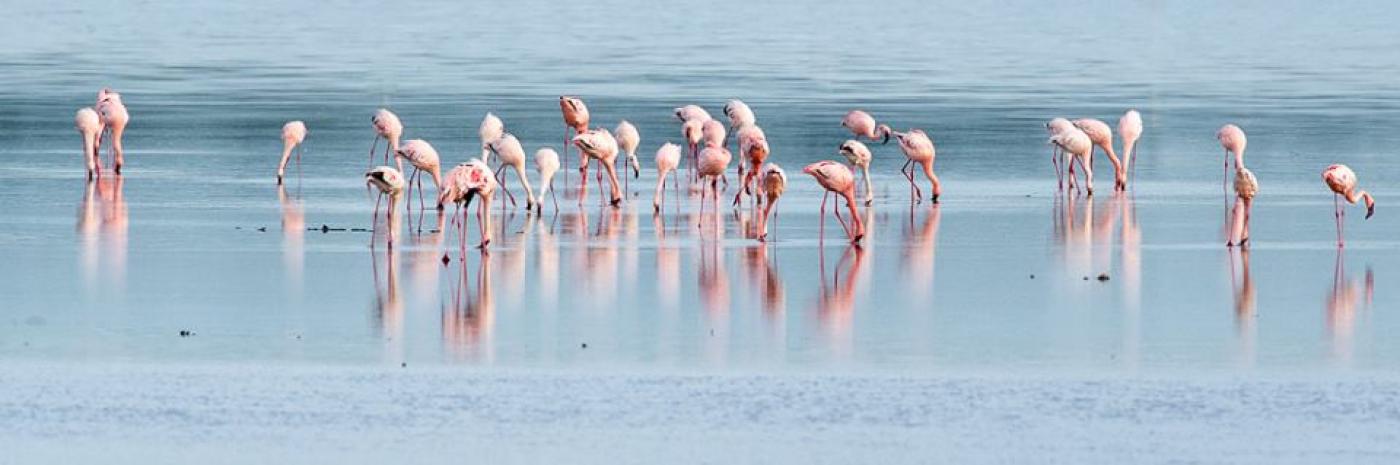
[803,161,864,243]
[1322,164,1375,248]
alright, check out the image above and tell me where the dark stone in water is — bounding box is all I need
[256,227,266,232]
[178,330,195,337]
[1097,273,1110,281]
[581,343,588,349]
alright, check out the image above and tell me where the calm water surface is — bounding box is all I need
[2,0,1399,374]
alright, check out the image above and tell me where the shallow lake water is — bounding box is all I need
[3,0,1400,462]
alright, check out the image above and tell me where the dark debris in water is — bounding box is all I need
[178,330,195,337]
[1096,273,1111,282]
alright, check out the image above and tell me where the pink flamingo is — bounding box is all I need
[370,109,403,168]
[1118,110,1143,182]
[1073,118,1125,190]
[756,163,786,241]
[534,148,561,213]
[732,124,769,207]
[1217,124,1247,194]
[95,88,129,174]
[615,120,641,191]
[75,107,101,179]
[571,128,623,207]
[394,139,443,229]
[653,142,682,213]
[559,96,590,185]
[696,145,732,220]
[892,129,942,203]
[1045,117,1075,190]
[838,140,874,205]
[439,160,498,250]
[485,133,536,211]
[1322,164,1375,248]
[674,105,711,123]
[479,112,504,163]
[842,110,891,144]
[803,161,864,243]
[1050,126,1094,195]
[682,118,706,181]
[366,166,405,247]
[277,121,307,184]
[724,99,756,172]
[1228,153,1258,247]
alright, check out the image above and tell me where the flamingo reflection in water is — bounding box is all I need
[815,244,867,357]
[278,184,305,289]
[444,250,494,363]
[370,247,404,362]
[77,175,128,294]
[1228,248,1256,366]
[1327,252,1374,366]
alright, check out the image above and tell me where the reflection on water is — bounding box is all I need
[1327,252,1374,367]
[815,245,866,358]
[278,184,305,292]
[444,251,494,363]
[370,247,403,362]
[1229,249,1257,367]
[77,176,127,298]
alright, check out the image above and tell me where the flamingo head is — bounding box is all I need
[877,124,892,145]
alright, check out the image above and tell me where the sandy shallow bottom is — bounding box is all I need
[4,363,1398,464]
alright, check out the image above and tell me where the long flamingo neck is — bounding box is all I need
[430,166,443,190]
[1233,150,1246,171]
[653,171,667,207]
[1346,189,1369,205]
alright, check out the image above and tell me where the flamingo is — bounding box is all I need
[366,166,406,247]
[892,129,942,203]
[1322,164,1376,248]
[1217,124,1247,194]
[1046,117,1075,190]
[95,88,129,174]
[370,109,403,168]
[702,120,728,187]
[277,121,307,185]
[723,100,756,167]
[674,105,711,123]
[571,128,623,207]
[479,112,504,163]
[757,163,786,241]
[838,140,874,205]
[1119,110,1143,182]
[1228,153,1258,247]
[614,120,642,191]
[803,161,864,243]
[696,145,732,221]
[394,139,443,226]
[534,148,561,213]
[842,110,891,144]
[682,119,706,181]
[559,96,590,185]
[439,160,498,250]
[485,133,537,212]
[1073,118,1125,190]
[75,107,101,179]
[653,142,682,213]
[1050,126,1094,195]
[732,124,769,207]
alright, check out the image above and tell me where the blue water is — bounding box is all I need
[2,0,1400,374]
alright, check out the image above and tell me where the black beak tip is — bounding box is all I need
[881,134,890,145]
[1366,207,1375,220]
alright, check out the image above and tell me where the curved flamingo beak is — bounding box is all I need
[881,132,890,145]
[1366,202,1375,219]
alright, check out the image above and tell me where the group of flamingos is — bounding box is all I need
[73,89,1376,250]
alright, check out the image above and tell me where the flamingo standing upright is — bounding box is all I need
[559,96,590,186]
[1217,124,1247,194]
[653,142,682,213]
[370,109,403,168]
[803,161,864,243]
[1073,118,1125,191]
[75,107,101,179]
[571,128,623,207]
[95,88,129,174]
[277,121,307,184]
[1051,126,1094,195]
[534,148,561,213]
[842,110,891,144]
[479,112,504,163]
[892,129,942,203]
[485,133,536,212]
[366,166,406,247]
[614,120,641,191]
[1046,117,1075,190]
[394,139,443,225]
[838,140,874,205]
[1228,152,1259,247]
[756,163,786,241]
[1322,164,1376,248]
[732,124,769,207]
[439,160,498,250]
[724,100,756,177]
[1119,110,1143,182]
